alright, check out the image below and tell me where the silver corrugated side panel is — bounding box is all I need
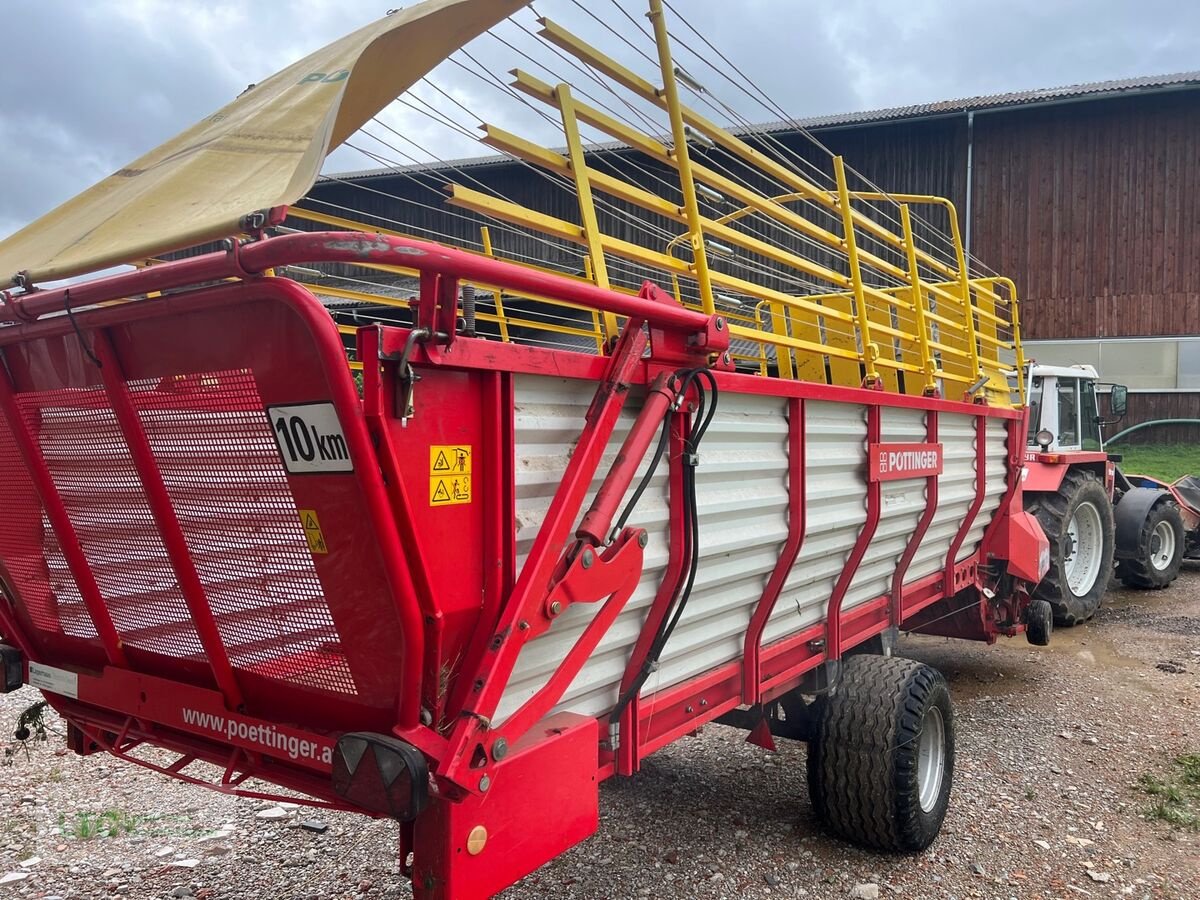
[763,400,869,642]
[498,376,1011,723]
[503,376,669,722]
[501,374,789,721]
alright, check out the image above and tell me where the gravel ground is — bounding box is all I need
[1,565,1197,900]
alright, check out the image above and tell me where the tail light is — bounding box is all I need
[332,732,430,821]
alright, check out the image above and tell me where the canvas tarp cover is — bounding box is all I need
[0,0,525,285]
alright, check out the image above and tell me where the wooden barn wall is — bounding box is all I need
[970,90,1200,340]
[1121,394,1200,444]
[784,117,968,226]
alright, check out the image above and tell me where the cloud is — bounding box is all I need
[1,0,1198,242]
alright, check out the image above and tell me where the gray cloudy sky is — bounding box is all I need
[1,0,1197,241]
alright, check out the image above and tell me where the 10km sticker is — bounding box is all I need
[430,444,472,507]
[268,403,354,474]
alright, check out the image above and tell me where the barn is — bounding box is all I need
[304,71,1200,440]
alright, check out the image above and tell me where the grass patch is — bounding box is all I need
[59,809,142,840]
[1112,443,1200,482]
[1138,754,1200,829]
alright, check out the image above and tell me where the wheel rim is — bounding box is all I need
[1063,501,1104,597]
[917,705,946,813]
[1149,520,1176,572]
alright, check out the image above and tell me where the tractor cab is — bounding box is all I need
[1025,364,1127,453]
[1020,363,1183,628]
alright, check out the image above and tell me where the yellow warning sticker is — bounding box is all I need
[298,508,329,554]
[430,445,472,475]
[430,445,472,507]
[430,475,472,507]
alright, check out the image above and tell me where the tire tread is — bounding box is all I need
[807,655,954,852]
[1027,470,1114,626]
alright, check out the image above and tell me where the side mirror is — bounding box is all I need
[1109,384,1128,419]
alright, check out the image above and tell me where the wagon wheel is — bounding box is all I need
[806,654,955,852]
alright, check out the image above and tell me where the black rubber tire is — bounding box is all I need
[806,655,954,852]
[1027,470,1115,626]
[1115,501,1185,589]
[1024,598,1053,646]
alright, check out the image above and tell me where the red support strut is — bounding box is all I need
[92,329,244,709]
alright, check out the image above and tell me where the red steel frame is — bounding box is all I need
[0,231,1039,900]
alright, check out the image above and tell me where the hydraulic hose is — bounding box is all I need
[608,367,719,728]
[1105,419,1200,445]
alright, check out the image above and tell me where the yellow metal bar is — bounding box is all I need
[474,312,601,341]
[308,251,606,346]
[899,204,938,394]
[754,304,769,377]
[821,296,862,386]
[670,273,683,305]
[646,0,715,314]
[974,332,1014,349]
[485,114,855,288]
[506,72,892,286]
[479,227,511,343]
[840,193,965,280]
[581,256,606,352]
[945,210,983,385]
[729,323,862,362]
[764,301,795,380]
[833,156,877,385]
[557,84,620,342]
[311,284,413,308]
[997,276,1026,405]
[666,188,910,284]
[447,184,862,327]
[290,207,431,244]
[927,341,970,360]
[291,205,614,297]
[536,17,938,280]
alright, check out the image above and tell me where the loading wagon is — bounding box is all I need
[0,1,1050,897]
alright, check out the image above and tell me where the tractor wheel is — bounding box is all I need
[806,655,954,852]
[1116,501,1185,590]
[1027,470,1115,627]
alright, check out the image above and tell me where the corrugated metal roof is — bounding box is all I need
[325,69,1200,181]
[761,69,1200,130]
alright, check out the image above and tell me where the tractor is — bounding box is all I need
[1022,364,1191,631]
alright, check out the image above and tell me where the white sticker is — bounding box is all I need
[28,662,79,699]
[267,403,354,474]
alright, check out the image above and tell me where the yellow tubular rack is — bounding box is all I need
[295,2,1024,407]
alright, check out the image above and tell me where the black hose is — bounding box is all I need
[609,367,718,729]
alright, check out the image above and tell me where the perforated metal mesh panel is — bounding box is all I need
[130,371,355,695]
[18,387,205,658]
[4,370,356,697]
[0,410,95,638]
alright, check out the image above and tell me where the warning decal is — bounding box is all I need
[299,508,329,554]
[430,445,472,475]
[430,445,472,506]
